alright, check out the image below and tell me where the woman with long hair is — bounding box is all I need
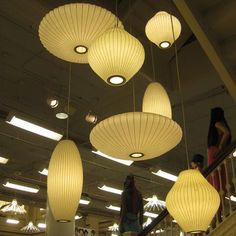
[207,107,231,221]
[119,175,143,235]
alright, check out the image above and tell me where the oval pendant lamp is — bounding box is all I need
[48,140,83,222]
[142,82,172,118]
[88,28,145,86]
[145,11,181,49]
[39,3,123,63]
[166,169,220,233]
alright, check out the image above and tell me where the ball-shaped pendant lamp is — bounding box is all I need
[142,82,172,118]
[39,3,123,63]
[47,140,83,222]
[90,112,182,160]
[166,169,220,233]
[145,11,181,49]
[88,28,145,86]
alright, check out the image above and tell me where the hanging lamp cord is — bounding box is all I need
[150,43,156,82]
[66,63,72,139]
[170,15,190,169]
[116,0,119,27]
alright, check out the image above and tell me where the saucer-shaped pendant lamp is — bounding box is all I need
[90,112,182,161]
[39,3,123,63]
[88,28,145,86]
[48,140,83,222]
[166,169,220,233]
[145,11,181,49]
[142,82,172,118]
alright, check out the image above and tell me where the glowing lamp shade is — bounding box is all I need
[166,170,220,233]
[142,82,172,118]
[145,11,181,49]
[39,3,123,63]
[47,140,83,222]
[88,28,145,86]
[90,112,182,161]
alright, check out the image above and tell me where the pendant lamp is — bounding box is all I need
[145,11,181,49]
[39,3,123,63]
[88,28,145,86]
[166,169,220,233]
[142,82,172,118]
[90,112,182,161]
[47,140,83,222]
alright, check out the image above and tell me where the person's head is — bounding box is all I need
[210,107,225,123]
[124,174,135,189]
[191,154,204,170]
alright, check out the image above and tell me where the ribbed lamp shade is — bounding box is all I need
[39,3,123,63]
[145,11,181,49]
[166,169,220,233]
[142,82,172,118]
[90,112,182,161]
[47,140,83,222]
[88,28,145,86]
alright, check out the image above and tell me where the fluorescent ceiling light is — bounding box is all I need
[98,184,122,195]
[225,195,236,202]
[79,199,90,205]
[92,150,133,166]
[6,116,62,141]
[0,156,9,164]
[152,170,178,182]
[3,179,39,193]
[6,219,19,224]
[106,205,120,212]
[38,168,48,176]
[75,215,82,220]
[144,211,159,218]
[37,223,46,229]
[233,150,236,157]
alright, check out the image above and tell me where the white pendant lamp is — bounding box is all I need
[47,140,83,222]
[90,112,182,161]
[145,11,181,49]
[39,3,123,63]
[166,169,220,233]
[88,28,145,86]
[142,82,172,118]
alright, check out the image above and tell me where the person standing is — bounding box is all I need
[119,175,143,235]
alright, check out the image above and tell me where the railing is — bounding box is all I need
[138,140,236,236]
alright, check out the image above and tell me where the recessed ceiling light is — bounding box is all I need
[47,98,59,108]
[37,223,46,229]
[0,156,9,164]
[106,205,120,212]
[92,150,133,166]
[79,199,90,205]
[3,179,39,193]
[38,168,48,176]
[6,116,63,141]
[98,184,122,195]
[6,219,19,224]
[144,211,159,218]
[152,170,178,182]
[107,76,125,85]
[56,112,68,120]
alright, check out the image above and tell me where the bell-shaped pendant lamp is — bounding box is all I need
[39,3,123,63]
[47,140,83,222]
[166,169,220,233]
[88,28,145,86]
[142,82,172,118]
[90,112,182,161]
[145,11,181,49]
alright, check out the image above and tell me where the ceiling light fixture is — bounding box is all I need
[145,11,181,49]
[0,156,9,164]
[92,150,133,166]
[98,184,122,195]
[75,215,82,220]
[6,116,63,141]
[144,195,165,211]
[39,3,123,64]
[166,170,220,233]
[106,205,120,212]
[152,170,178,182]
[0,199,26,214]
[38,168,48,176]
[88,28,145,86]
[108,223,119,232]
[6,218,19,224]
[225,195,236,202]
[37,223,46,229]
[233,150,236,157]
[85,112,97,124]
[3,179,39,193]
[143,218,152,228]
[21,221,40,233]
[56,112,68,120]
[47,98,59,108]
[90,112,182,161]
[144,211,159,218]
[79,199,90,205]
